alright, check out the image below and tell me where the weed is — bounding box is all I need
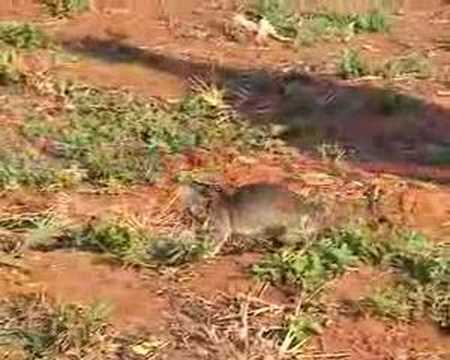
[426,146,450,166]
[71,217,209,267]
[0,294,116,359]
[376,88,421,116]
[337,49,369,79]
[253,224,450,328]
[0,208,73,253]
[40,0,90,17]
[279,313,324,353]
[21,81,269,187]
[297,10,389,45]
[0,151,60,190]
[379,53,432,79]
[0,22,50,49]
[0,294,165,359]
[352,10,390,33]
[146,236,211,266]
[360,285,414,321]
[0,49,23,85]
[250,0,299,38]
[316,142,347,163]
[341,229,450,328]
[253,226,385,292]
[72,217,148,262]
[249,1,389,45]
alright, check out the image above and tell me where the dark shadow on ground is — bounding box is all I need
[62,36,450,183]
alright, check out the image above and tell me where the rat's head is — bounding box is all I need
[178,181,226,222]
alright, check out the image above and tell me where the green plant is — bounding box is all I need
[0,295,113,358]
[0,150,61,189]
[21,81,269,187]
[377,89,421,116]
[0,22,50,49]
[352,10,390,33]
[337,49,369,79]
[0,209,73,253]
[427,147,450,166]
[380,53,432,79]
[279,314,324,354]
[253,226,385,292]
[297,10,389,45]
[146,236,211,266]
[361,285,414,321]
[316,142,347,163]
[40,0,90,17]
[71,217,209,267]
[73,217,145,259]
[0,49,23,85]
[250,0,299,38]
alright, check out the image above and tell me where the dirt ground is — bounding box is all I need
[1,0,450,359]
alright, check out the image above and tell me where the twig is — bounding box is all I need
[300,352,351,359]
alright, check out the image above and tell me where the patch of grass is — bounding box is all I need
[253,225,385,292]
[255,223,450,329]
[427,147,450,166]
[0,150,63,190]
[280,313,324,353]
[40,0,90,17]
[0,209,78,253]
[376,88,422,116]
[336,51,432,80]
[250,0,299,38]
[0,49,24,85]
[0,209,211,267]
[361,248,450,328]
[379,53,432,79]
[360,285,415,321]
[0,22,50,50]
[337,49,370,79]
[71,217,210,267]
[0,294,161,359]
[248,1,390,44]
[316,142,347,163]
[0,295,114,359]
[21,81,269,187]
[146,237,211,266]
[297,10,389,45]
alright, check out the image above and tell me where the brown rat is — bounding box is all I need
[179,181,324,254]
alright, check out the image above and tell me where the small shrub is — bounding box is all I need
[21,81,269,187]
[0,50,23,85]
[297,10,389,45]
[427,147,450,166]
[251,0,298,38]
[337,49,369,79]
[280,314,324,352]
[0,151,60,189]
[361,285,415,321]
[0,22,50,49]
[380,53,432,79]
[71,217,210,267]
[377,89,421,116]
[40,0,90,17]
[0,294,116,358]
[146,237,211,266]
[253,226,385,292]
